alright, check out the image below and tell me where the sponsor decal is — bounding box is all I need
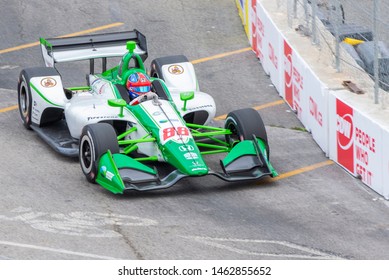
[284,40,293,107]
[269,43,278,69]
[187,104,213,111]
[152,111,162,116]
[168,65,184,75]
[179,145,194,152]
[355,127,376,186]
[284,40,304,117]
[184,152,198,160]
[251,0,264,60]
[191,167,207,172]
[40,77,57,88]
[91,78,106,94]
[87,115,119,121]
[160,126,190,144]
[100,166,114,181]
[309,96,323,126]
[336,99,354,173]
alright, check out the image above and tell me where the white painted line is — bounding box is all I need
[0,240,118,260]
[181,235,344,260]
[0,208,158,238]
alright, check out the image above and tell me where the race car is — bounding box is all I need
[17,30,277,193]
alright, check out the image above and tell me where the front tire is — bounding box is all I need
[224,108,269,158]
[79,123,119,183]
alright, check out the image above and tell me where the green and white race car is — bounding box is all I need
[17,30,277,194]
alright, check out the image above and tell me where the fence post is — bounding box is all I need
[329,0,341,72]
[373,0,380,104]
[311,0,319,45]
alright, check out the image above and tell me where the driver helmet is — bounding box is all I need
[126,72,151,100]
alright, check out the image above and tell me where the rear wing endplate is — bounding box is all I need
[40,29,147,68]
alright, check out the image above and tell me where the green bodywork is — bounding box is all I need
[79,41,277,193]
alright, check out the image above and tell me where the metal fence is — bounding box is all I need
[275,0,389,107]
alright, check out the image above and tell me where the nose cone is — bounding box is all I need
[162,140,208,176]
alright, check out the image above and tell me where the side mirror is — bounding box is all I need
[180,91,194,111]
[108,99,127,117]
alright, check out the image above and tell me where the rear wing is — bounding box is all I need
[40,29,148,71]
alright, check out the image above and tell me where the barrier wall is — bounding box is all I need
[236,0,389,199]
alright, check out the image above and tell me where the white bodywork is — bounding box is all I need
[158,60,216,125]
[28,76,67,125]
[29,56,216,142]
[162,61,198,92]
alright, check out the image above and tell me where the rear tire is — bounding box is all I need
[17,71,32,129]
[79,123,119,183]
[224,108,269,158]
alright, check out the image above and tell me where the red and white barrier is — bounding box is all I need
[329,94,384,195]
[236,0,389,198]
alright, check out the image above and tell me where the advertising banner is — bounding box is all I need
[329,95,384,195]
[353,111,383,195]
[282,39,307,122]
[382,129,389,199]
[334,98,355,174]
[304,70,329,154]
[256,3,282,93]
[242,1,388,198]
[250,0,264,61]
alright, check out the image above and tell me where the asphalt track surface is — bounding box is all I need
[1,0,389,260]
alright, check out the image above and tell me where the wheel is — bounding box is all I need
[79,123,120,183]
[17,67,62,129]
[224,108,269,157]
[150,55,189,80]
[17,71,32,129]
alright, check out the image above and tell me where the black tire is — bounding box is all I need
[79,123,120,183]
[150,55,189,80]
[224,108,269,157]
[18,71,32,129]
[17,67,61,129]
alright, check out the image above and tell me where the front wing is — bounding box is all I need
[95,137,277,194]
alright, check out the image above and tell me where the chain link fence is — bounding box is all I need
[275,0,389,107]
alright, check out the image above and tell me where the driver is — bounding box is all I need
[126,72,157,105]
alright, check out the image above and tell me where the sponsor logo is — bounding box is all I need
[184,152,198,160]
[100,166,114,181]
[191,167,207,172]
[179,145,194,152]
[269,43,278,69]
[354,127,376,186]
[284,40,293,107]
[336,99,354,173]
[40,77,57,88]
[337,114,354,150]
[309,96,323,126]
[87,115,119,121]
[152,111,162,116]
[187,104,213,111]
[168,65,184,75]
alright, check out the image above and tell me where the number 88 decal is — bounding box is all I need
[161,126,190,142]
